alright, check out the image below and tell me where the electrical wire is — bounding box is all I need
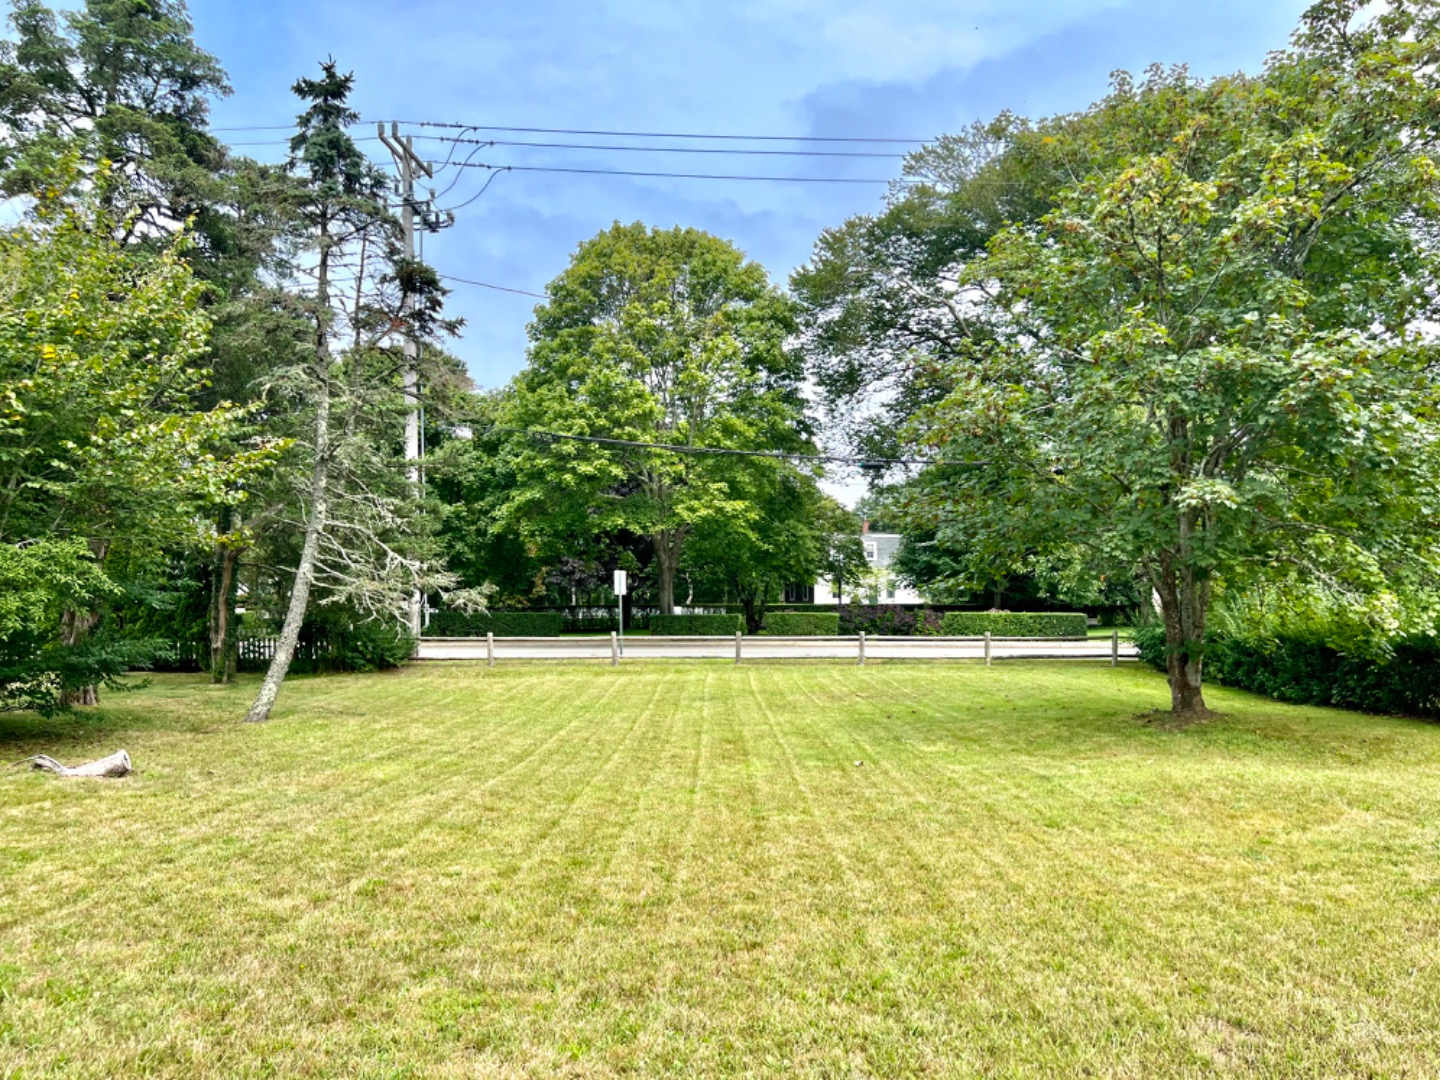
[424,133,906,159]
[221,136,914,183]
[446,160,911,184]
[439,167,509,212]
[439,273,546,299]
[212,119,929,144]
[425,126,483,183]
[390,120,927,144]
[431,139,499,201]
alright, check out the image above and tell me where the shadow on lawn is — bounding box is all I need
[0,674,237,754]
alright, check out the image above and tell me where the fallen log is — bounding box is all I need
[30,750,132,779]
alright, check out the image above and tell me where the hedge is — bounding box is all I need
[840,605,943,636]
[939,611,1088,638]
[425,610,563,637]
[650,613,744,635]
[1135,625,1440,718]
[761,612,840,636]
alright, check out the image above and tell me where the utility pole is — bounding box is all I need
[378,123,454,637]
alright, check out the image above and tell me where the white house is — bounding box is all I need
[791,524,926,606]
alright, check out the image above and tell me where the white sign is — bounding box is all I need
[613,569,628,596]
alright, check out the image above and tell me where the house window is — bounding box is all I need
[863,541,878,564]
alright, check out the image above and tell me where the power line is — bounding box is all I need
[431,138,495,200]
[447,160,910,185]
[439,168,507,212]
[394,120,928,144]
[212,119,929,144]
[427,134,907,160]
[214,136,910,182]
[495,427,972,468]
[440,273,546,299]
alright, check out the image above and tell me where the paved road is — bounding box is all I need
[418,635,1139,662]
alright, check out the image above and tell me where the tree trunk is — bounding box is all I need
[245,380,330,723]
[740,591,759,635]
[57,605,100,708]
[1154,554,1212,717]
[654,529,684,615]
[209,509,241,685]
[31,749,131,778]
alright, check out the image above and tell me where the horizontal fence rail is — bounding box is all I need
[418,633,1136,665]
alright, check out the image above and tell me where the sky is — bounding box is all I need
[188,0,1312,501]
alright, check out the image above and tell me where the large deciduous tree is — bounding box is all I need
[504,223,807,614]
[797,0,1440,717]
[0,181,271,707]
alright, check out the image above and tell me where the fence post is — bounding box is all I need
[735,631,742,665]
[984,631,992,667]
[486,631,494,669]
[1111,629,1119,667]
[611,630,619,667]
[858,631,866,667]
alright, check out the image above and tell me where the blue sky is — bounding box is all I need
[193,0,1311,395]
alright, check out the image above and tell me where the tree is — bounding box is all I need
[804,2,1440,716]
[682,463,836,632]
[504,223,808,613]
[0,179,271,706]
[0,0,244,271]
[0,1,323,687]
[817,502,868,608]
[242,61,467,723]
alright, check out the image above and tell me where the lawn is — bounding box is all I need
[2,661,1438,1077]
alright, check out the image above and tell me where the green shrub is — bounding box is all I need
[650,614,744,635]
[761,612,840,636]
[426,610,563,637]
[939,611,1088,638]
[323,621,415,673]
[1135,623,1440,718]
[840,605,944,636]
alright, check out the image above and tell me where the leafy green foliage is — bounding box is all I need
[307,623,414,675]
[649,614,743,635]
[1134,623,1440,718]
[0,0,285,292]
[760,612,839,636]
[0,539,153,714]
[801,3,1440,712]
[0,183,274,709]
[939,612,1088,638]
[503,222,808,613]
[0,182,269,549]
[426,611,564,638]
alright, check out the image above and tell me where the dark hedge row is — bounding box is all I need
[761,612,840,636]
[649,614,744,635]
[839,605,944,636]
[939,612,1089,638]
[1135,625,1440,718]
[426,611,564,637]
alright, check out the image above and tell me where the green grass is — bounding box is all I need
[1087,625,1134,639]
[2,661,1438,1077]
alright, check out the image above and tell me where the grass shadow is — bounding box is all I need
[0,673,243,755]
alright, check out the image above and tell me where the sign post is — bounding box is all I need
[613,569,628,656]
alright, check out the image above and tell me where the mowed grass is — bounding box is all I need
[2,661,1439,1078]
